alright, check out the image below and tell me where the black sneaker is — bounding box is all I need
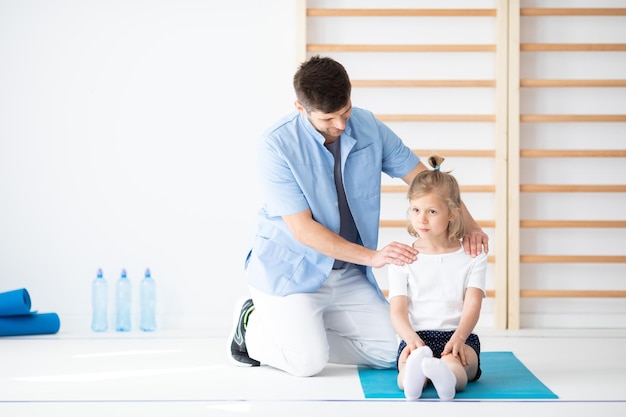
[228,298,260,366]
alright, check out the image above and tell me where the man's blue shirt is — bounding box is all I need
[245,107,420,297]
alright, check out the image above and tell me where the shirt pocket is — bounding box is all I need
[344,145,381,200]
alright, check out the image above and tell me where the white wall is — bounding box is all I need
[0,0,300,333]
[1,0,624,334]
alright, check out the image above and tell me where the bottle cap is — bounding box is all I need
[145,268,151,278]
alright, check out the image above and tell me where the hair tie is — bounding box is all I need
[434,165,440,171]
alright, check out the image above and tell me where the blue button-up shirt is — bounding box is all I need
[245,107,420,297]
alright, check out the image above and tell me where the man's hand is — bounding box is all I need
[462,228,489,258]
[371,241,418,268]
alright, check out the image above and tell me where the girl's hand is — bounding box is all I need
[442,336,468,366]
[405,337,425,354]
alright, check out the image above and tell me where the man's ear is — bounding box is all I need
[294,100,306,114]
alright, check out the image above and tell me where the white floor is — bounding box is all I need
[1,328,626,416]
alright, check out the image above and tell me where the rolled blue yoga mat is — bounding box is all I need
[0,288,32,316]
[0,313,61,336]
[0,288,61,336]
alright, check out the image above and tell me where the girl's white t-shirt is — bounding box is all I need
[387,246,488,331]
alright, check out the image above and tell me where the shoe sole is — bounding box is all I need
[226,296,259,367]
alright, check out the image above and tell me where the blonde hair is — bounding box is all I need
[406,154,466,241]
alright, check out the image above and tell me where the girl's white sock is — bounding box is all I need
[402,346,433,400]
[421,357,456,401]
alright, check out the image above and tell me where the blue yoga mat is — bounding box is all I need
[358,351,558,399]
[0,313,61,336]
[0,288,32,316]
[0,288,61,336]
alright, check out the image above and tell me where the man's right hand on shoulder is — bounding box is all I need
[372,242,418,268]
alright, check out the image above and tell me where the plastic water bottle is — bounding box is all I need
[115,268,132,331]
[91,268,108,332]
[140,268,156,331]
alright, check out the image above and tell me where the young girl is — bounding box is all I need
[388,154,488,401]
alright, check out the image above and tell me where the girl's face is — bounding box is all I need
[409,193,454,240]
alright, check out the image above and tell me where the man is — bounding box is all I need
[228,56,488,377]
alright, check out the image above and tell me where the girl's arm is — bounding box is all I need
[390,295,424,352]
[442,287,483,364]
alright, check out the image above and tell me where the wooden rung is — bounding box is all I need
[307,9,497,17]
[521,115,626,122]
[379,220,407,228]
[383,185,495,193]
[380,220,495,228]
[352,80,496,88]
[377,114,496,122]
[521,8,626,16]
[521,79,626,87]
[382,289,496,298]
[521,43,626,52]
[521,220,626,228]
[521,150,626,157]
[521,185,626,192]
[307,44,496,53]
[413,149,495,157]
[520,290,626,298]
[520,255,626,263]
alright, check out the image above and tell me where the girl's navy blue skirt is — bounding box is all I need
[397,330,482,381]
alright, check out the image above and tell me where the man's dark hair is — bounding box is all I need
[293,55,352,113]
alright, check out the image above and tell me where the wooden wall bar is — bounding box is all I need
[304,1,626,329]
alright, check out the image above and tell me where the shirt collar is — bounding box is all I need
[299,112,353,145]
